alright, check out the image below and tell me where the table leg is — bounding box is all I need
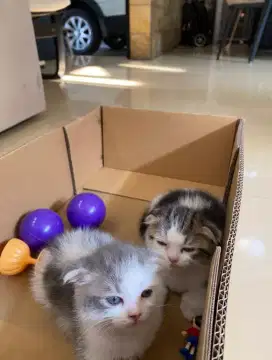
[42,13,66,79]
[248,0,272,63]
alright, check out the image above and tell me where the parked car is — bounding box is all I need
[63,0,127,55]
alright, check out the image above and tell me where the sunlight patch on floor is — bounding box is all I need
[119,62,187,73]
[62,75,143,88]
[70,66,111,78]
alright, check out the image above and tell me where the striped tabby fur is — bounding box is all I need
[139,189,226,320]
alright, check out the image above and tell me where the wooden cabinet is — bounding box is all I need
[0,0,45,133]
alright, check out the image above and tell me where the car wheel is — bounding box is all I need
[104,36,126,50]
[193,34,207,47]
[63,8,101,55]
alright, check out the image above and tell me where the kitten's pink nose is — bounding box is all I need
[128,312,142,322]
[168,256,178,264]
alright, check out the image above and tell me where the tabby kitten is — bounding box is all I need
[31,228,167,360]
[139,189,226,320]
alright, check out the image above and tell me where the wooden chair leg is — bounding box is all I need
[225,9,242,52]
[249,0,272,63]
[217,7,238,60]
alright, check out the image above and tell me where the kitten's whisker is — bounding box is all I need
[86,320,113,334]
[95,319,112,328]
[97,322,113,333]
[149,303,179,308]
[146,300,179,309]
[88,318,113,332]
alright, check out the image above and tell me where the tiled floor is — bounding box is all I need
[2,47,272,360]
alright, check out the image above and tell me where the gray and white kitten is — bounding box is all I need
[139,189,226,320]
[31,228,167,360]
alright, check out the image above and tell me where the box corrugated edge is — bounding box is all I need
[211,121,244,360]
[197,247,221,360]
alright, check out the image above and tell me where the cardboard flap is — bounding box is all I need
[64,107,102,191]
[83,167,225,201]
[0,129,73,243]
[221,151,241,269]
[102,107,238,186]
[223,119,244,205]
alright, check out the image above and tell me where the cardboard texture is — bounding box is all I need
[212,127,244,360]
[102,107,237,186]
[64,107,103,190]
[0,106,244,360]
[197,247,221,360]
[0,129,73,242]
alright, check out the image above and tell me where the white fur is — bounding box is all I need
[31,249,52,308]
[73,257,167,325]
[164,263,209,293]
[179,194,209,210]
[55,228,113,266]
[78,274,166,360]
[69,261,167,360]
[145,224,210,320]
[81,311,163,360]
[149,193,165,210]
[142,190,224,320]
[31,229,167,360]
[146,225,193,268]
[180,288,207,320]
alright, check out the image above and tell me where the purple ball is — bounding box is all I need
[19,209,64,252]
[67,193,106,228]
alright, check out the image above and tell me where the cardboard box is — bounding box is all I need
[0,107,244,360]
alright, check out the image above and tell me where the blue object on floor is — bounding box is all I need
[179,347,194,360]
[180,347,189,356]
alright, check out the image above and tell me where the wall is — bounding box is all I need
[151,0,181,57]
[129,0,182,60]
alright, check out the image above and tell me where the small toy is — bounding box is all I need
[179,316,202,360]
[67,193,106,228]
[0,238,39,275]
[19,209,64,252]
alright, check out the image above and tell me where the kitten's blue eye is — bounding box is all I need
[157,240,167,246]
[141,289,153,298]
[106,296,123,306]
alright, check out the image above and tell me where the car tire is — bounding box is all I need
[104,36,126,50]
[63,8,102,55]
[193,33,207,47]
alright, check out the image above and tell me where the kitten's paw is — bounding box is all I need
[180,289,206,321]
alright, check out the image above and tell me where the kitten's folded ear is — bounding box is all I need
[63,267,97,286]
[201,224,222,245]
[144,214,160,225]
